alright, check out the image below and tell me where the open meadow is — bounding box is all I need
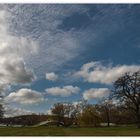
[0,126,139,136]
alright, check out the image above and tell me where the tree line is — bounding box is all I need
[0,71,139,128]
[50,71,140,128]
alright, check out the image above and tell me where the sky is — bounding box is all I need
[0,4,140,117]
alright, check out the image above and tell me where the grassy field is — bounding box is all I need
[0,126,139,136]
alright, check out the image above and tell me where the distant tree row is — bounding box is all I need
[50,99,137,127]
[51,71,140,128]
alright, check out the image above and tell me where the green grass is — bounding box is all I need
[0,126,139,136]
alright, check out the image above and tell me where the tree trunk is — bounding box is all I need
[107,121,110,127]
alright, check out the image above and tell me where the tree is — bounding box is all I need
[0,104,4,118]
[96,99,114,127]
[111,106,136,125]
[79,104,101,127]
[71,100,88,125]
[0,83,7,121]
[113,71,140,128]
[51,103,65,126]
[0,95,4,120]
[51,103,74,126]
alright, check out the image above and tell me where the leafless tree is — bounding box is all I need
[79,104,101,127]
[96,99,114,127]
[113,71,140,128]
[0,95,4,120]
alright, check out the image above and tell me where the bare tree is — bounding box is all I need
[0,95,4,118]
[0,104,4,118]
[51,103,74,126]
[51,103,65,126]
[96,99,114,127]
[0,95,4,124]
[51,100,88,127]
[79,104,101,127]
[71,100,88,125]
[113,71,140,128]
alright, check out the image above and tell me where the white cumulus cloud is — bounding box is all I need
[6,88,44,105]
[46,72,58,81]
[75,61,140,84]
[0,57,34,84]
[45,85,80,97]
[83,88,110,100]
